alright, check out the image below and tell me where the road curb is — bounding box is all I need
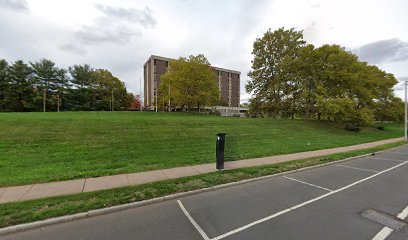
[0,143,405,236]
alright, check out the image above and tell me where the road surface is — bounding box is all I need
[1,145,408,240]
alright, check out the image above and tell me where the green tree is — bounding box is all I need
[31,59,60,112]
[92,69,130,111]
[5,60,34,111]
[374,96,404,122]
[54,68,71,112]
[295,44,360,120]
[247,27,403,126]
[307,45,396,125]
[0,59,8,111]
[68,64,95,110]
[246,27,306,117]
[159,54,219,112]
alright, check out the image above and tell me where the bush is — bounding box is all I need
[210,110,221,116]
[377,125,385,130]
[344,122,361,132]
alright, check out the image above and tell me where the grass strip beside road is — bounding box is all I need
[0,141,406,229]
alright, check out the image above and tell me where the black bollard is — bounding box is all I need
[216,133,227,170]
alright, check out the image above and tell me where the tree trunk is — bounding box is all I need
[57,94,60,112]
[43,88,46,112]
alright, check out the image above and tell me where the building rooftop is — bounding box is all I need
[144,55,240,75]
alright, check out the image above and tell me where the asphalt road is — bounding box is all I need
[1,145,408,240]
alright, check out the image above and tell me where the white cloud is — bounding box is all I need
[352,38,408,64]
[1,0,408,102]
[94,5,156,28]
[0,0,29,13]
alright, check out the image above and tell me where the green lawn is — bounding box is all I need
[0,112,403,187]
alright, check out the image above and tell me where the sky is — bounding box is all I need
[1,0,408,103]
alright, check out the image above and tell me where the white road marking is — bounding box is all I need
[334,164,380,173]
[371,227,393,240]
[370,202,408,240]
[397,204,408,219]
[177,200,210,240]
[212,160,408,240]
[283,176,332,192]
[388,151,408,155]
[369,157,405,163]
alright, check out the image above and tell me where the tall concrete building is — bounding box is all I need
[143,55,240,110]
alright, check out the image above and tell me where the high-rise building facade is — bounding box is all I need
[143,55,240,109]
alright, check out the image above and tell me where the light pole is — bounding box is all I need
[155,89,158,112]
[111,89,114,112]
[405,81,407,141]
[168,84,171,112]
[139,77,143,112]
[36,76,47,112]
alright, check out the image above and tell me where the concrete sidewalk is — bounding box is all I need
[0,137,403,204]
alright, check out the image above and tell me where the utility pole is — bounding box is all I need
[43,88,46,112]
[111,89,114,112]
[57,95,60,112]
[155,89,158,112]
[139,77,143,112]
[405,81,407,141]
[168,84,171,112]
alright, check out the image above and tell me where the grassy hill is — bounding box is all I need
[0,112,403,186]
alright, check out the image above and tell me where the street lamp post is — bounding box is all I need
[140,77,143,112]
[405,81,407,141]
[155,89,158,112]
[168,84,171,112]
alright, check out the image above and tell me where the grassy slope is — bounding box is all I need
[0,112,403,186]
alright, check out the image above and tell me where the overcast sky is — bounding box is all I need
[1,0,408,102]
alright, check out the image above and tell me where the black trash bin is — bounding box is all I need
[216,133,227,170]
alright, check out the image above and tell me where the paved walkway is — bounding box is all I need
[0,137,404,204]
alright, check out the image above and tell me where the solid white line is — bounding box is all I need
[335,164,380,173]
[283,176,332,192]
[370,202,408,240]
[397,204,408,219]
[369,157,405,163]
[212,160,408,240]
[177,200,210,240]
[371,227,393,240]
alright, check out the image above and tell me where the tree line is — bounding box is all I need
[0,58,134,112]
[246,28,404,128]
